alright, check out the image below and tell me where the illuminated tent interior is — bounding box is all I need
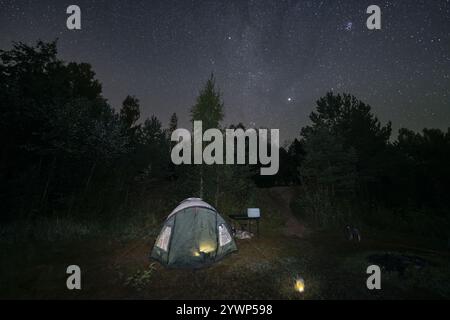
[150,198,237,268]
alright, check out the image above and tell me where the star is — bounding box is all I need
[1,1,446,141]
[345,22,353,31]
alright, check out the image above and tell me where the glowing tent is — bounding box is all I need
[150,198,237,268]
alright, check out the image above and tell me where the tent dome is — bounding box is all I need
[167,198,216,219]
[151,198,237,268]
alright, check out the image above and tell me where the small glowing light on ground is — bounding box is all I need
[294,277,305,293]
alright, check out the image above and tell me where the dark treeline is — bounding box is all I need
[269,94,450,239]
[0,41,253,231]
[1,41,449,240]
[0,40,171,224]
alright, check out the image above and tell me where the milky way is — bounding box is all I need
[0,0,449,141]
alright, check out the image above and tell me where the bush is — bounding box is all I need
[291,187,355,228]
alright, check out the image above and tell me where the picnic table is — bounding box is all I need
[228,214,260,237]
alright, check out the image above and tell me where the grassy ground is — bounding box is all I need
[1,187,449,299]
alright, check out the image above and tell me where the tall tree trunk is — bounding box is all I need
[39,156,57,214]
[215,167,219,207]
[124,185,129,208]
[199,166,204,199]
[84,161,97,194]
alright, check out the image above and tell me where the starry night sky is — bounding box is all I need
[1,0,449,141]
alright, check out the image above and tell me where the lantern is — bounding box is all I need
[294,276,305,293]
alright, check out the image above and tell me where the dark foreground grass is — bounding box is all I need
[1,188,449,299]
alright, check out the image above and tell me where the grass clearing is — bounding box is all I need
[1,187,449,299]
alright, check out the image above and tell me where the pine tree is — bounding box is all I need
[168,112,178,134]
[190,74,224,130]
[120,95,140,129]
[190,74,224,199]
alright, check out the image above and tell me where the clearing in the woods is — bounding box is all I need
[1,187,449,299]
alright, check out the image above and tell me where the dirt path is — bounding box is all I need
[268,186,307,238]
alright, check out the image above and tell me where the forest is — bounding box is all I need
[1,40,449,243]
